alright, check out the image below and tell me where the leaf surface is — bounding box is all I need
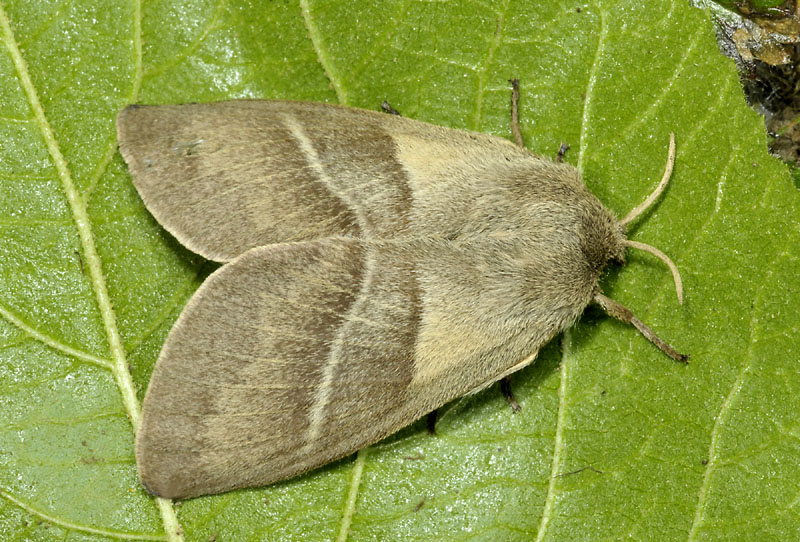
[0,1,798,540]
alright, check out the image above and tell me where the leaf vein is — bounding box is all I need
[577,3,606,174]
[138,0,225,84]
[299,0,347,103]
[473,0,511,131]
[686,163,786,540]
[337,448,369,542]
[534,331,572,542]
[0,488,167,540]
[0,4,183,540]
[0,303,112,368]
[618,23,706,141]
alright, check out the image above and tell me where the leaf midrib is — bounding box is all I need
[0,2,181,540]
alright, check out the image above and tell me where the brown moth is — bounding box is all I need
[117,95,686,499]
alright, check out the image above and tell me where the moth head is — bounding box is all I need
[578,200,628,274]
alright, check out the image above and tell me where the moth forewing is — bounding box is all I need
[121,99,686,499]
[116,101,543,258]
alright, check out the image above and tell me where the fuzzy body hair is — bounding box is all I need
[118,100,628,498]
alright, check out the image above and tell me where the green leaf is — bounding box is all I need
[1,1,798,541]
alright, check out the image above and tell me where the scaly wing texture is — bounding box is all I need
[116,101,542,261]
[136,239,417,497]
[136,237,580,498]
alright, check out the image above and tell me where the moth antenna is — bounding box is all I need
[620,132,676,227]
[623,240,683,305]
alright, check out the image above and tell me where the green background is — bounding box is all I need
[0,1,798,540]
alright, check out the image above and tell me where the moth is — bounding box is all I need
[117,87,686,499]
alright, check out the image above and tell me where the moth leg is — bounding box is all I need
[594,293,689,363]
[500,377,521,413]
[426,409,438,435]
[509,79,568,162]
[556,142,570,163]
[381,101,401,116]
[509,78,525,148]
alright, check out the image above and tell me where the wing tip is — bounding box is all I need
[117,103,146,126]
[135,433,193,499]
[116,105,146,154]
